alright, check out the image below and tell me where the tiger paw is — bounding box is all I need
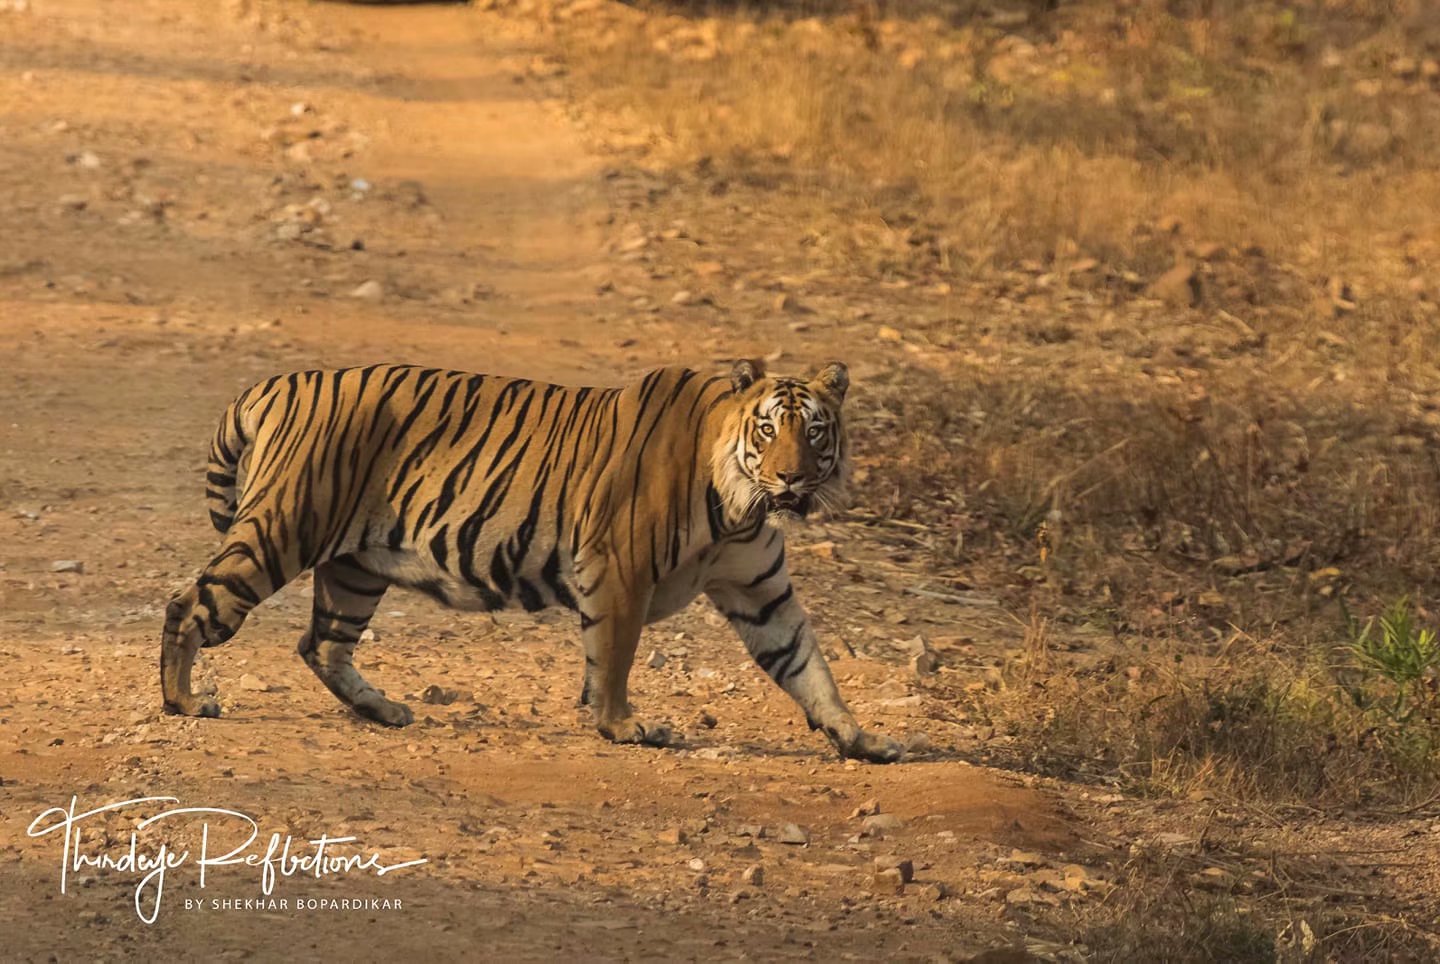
[163,695,222,719]
[353,692,414,728]
[844,729,903,764]
[599,716,673,748]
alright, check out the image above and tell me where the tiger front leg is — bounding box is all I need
[708,567,903,764]
[578,591,673,749]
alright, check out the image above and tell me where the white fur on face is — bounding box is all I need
[711,382,849,527]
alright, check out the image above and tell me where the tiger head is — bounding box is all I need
[712,359,851,525]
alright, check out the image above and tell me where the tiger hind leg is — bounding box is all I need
[161,540,279,718]
[298,558,412,727]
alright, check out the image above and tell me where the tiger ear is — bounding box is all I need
[813,362,849,401]
[730,358,764,393]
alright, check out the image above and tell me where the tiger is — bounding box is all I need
[160,359,903,764]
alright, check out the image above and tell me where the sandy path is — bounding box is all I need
[0,1,1069,958]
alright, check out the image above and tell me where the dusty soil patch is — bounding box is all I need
[1,1,1073,959]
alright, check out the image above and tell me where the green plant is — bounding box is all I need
[1344,596,1440,726]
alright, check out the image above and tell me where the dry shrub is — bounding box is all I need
[853,363,1440,607]
[967,641,1440,805]
[563,0,1440,278]
[856,369,1440,802]
[1079,892,1275,964]
[1078,859,1440,962]
[551,0,1440,804]
[970,598,1440,803]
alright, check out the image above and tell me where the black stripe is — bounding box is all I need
[313,606,371,627]
[727,585,794,626]
[757,624,804,678]
[744,550,785,588]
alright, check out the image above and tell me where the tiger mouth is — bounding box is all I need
[766,491,813,518]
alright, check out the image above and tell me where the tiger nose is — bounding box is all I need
[776,471,802,487]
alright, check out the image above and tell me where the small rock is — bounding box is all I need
[687,858,706,872]
[349,280,384,300]
[862,813,903,834]
[741,864,764,886]
[1061,864,1091,892]
[796,540,838,559]
[877,696,923,709]
[646,649,667,670]
[850,799,880,819]
[777,823,809,845]
[874,855,914,882]
[420,685,460,706]
[1029,868,1069,892]
[1005,886,1042,906]
[911,651,938,676]
[895,636,928,656]
[50,560,84,574]
[871,868,906,895]
[735,824,765,839]
[919,882,948,901]
[655,828,686,845]
[1154,832,1195,849]
[237,673,269,692]
[876,325,903,341]
[1001,849,1044,868]
[695,710,717,729]
[670,290,697,306]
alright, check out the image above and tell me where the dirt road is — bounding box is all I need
[0,2,1075,959]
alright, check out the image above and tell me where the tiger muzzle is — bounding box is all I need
[766,490,813,518]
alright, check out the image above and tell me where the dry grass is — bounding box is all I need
[854,367,1440,617]
[565,0,1440,281]
[546,0,1440,802]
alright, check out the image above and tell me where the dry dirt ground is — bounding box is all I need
[8,2,1440,962]
[0,1,1081,960]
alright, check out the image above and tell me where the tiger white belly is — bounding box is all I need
[350,547,576,613]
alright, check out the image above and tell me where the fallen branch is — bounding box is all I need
[904,586,999,607]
